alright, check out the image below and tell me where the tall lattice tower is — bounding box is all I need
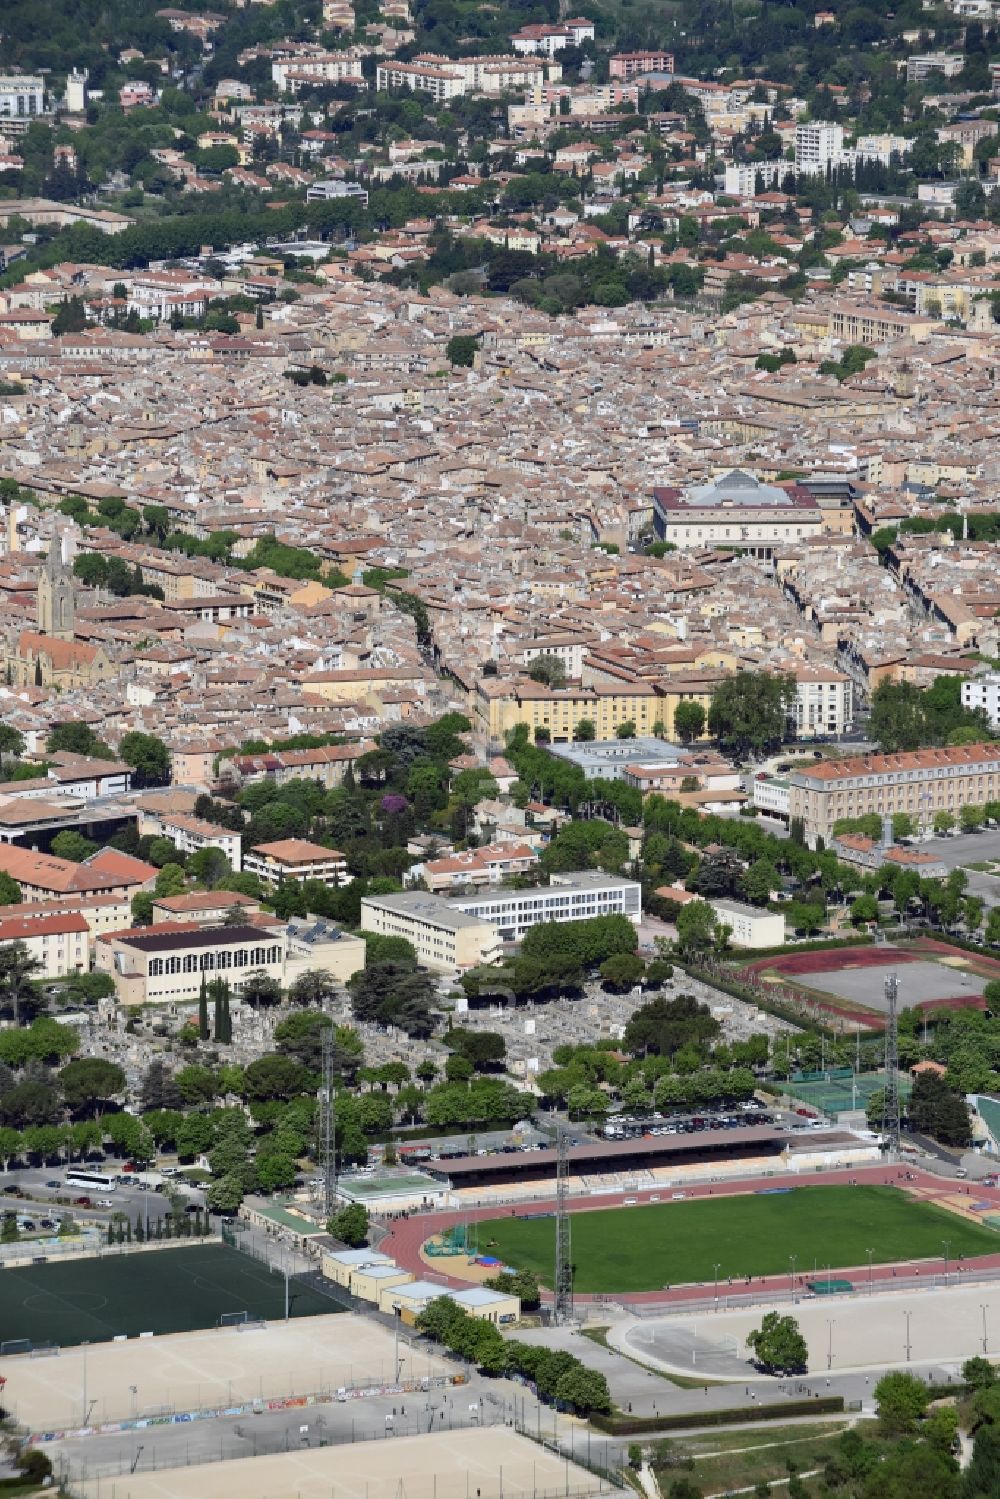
[318,1027,337,1221]
[881,972,901,1160]
[553,1123,573,1325]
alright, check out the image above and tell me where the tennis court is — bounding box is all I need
[0,1244,336,1350]
[783,1071,911,1117]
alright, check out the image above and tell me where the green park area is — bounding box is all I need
[485,1187,1000,1294]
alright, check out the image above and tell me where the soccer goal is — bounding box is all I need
[0,1339,31,1356]
[219,1310,249,1328]
[219,1311,267,1330]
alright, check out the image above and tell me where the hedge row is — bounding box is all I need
[590,1395,844,1435]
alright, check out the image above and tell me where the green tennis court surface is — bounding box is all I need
[0,1245,337,1349]
[784,1071,911,1116]
[485,1187,1000,1293]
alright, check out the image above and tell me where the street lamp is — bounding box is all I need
[942,1239,951,1285]
[827,1319,834,1371]
[789,1254,797,1293]
[904,1310,912,1363]
[866,1248,874,1296]
[982,1304,989,1356]
[713,1263,720,1305]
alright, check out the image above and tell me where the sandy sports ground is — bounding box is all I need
[2,1314,451,1431]
[74,1428,609,1499]
[621,1281,1000,1377]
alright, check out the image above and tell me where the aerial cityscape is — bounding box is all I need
[4,0,1000,1494]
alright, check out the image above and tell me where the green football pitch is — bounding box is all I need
[0,1245,338,1349]
[484,1187,1000,1294]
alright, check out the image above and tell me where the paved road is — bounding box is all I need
[923,828,1000,871]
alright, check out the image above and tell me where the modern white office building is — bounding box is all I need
[961,673,1000,730]
[450,871,642,943]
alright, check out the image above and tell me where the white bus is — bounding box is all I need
[64,1169,117,1193]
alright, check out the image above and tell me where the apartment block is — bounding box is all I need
[787,743,1000,844]
[609,50,674,79]
[244,837,349,887]
[794,121,844,175]
[792,666,853,738]
[0,910,89,978]
[409,841,539,893]
[0,77,44,120]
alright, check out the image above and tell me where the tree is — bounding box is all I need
[0,871,21,906]
[0,723,24,768]
[574,719,596,741]
[119,731,170,788]
[708,670,795,759]
[599,953,645,990]
[52,295,88,336]
[554,1363,612,1415]
[328,1202,369,1247]
[206,1173,244,1214]
[874,1371,929,1434]
[850,894,879,928]
[243,1054,308,1102]
[908,1070,971,1146]
[154,863,186,898]
[673,700,706,744]
[934,810,956,835]
[0,940,42,1024]
[527,654,567,688]
[198,975,209,1041]
[131,892,154,926]
[676,899,722,956]
[188,846,231,888]
[47,721,113,759]
[286,969,338,1008]
[965,1423,1000,1499]
[58,1058,125,1116]
[742,860,777,907]
[746,1312,808,1374]
[239,971,283,1008]
[617,721,636,739]
[445,334,478,368]
[963,1356,996,1391]
[348,962,436,1038]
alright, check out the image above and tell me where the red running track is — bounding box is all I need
[376,1164,1000,1306]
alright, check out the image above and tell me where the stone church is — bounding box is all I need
[6,538,112,690]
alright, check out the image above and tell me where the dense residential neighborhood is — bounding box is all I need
[4,0,1000,1494]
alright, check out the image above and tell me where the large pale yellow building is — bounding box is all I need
[359,891,500,971]
[788,741,1000,845]
[476,678,659,745]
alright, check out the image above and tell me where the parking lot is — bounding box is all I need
[603,1101,781,1142]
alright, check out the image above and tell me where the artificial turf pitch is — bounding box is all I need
[484,1186,1000,1294]
[0,1244,337,1349]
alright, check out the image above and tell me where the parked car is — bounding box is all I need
[74,1196,92,1207]
[45,1179,61,1189]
